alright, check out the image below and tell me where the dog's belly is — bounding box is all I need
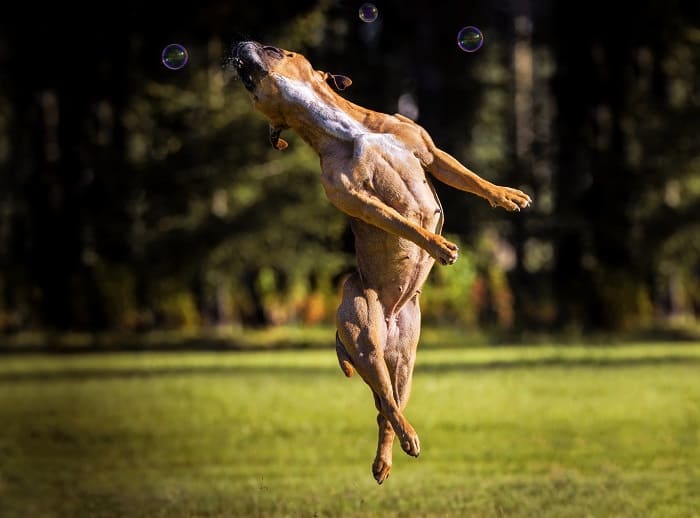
[351,178,443,316]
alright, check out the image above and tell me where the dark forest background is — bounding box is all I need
[0,0,698,337]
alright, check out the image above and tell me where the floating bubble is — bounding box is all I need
[457,26,484,53]
[161,44,189,70]
[359,3,378,23]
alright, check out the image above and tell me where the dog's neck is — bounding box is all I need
[272,74,370,152]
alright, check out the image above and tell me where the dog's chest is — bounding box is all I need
[275,75,365,141]
[356,134,441,224]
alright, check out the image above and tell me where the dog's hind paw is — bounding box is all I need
[394,421,421,457]
[401,433,421,458]
[372,459,392,485]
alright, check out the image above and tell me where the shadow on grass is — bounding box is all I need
[1,354,699,384]
[0,337,318,354]
[2,323,698,355]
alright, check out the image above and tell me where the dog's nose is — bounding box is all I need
[231,41,259,68]
[231,41,250,67]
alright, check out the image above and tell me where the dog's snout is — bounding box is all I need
[232,41,285,64]
[231,54,244,69]
[229,41,245,69]
[231,41,269,92]
[232,41,260,67]
[235,41,260,55]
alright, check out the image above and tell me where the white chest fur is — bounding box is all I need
[272,74,369,141]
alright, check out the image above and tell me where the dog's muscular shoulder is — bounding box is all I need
[373,112,437,168]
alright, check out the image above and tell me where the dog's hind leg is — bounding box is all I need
[371,296,422,484]
[336,273,421,463]
[371,393,395,484]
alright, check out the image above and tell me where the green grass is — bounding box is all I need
[1,342,699,517]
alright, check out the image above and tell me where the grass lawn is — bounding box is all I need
[1,341,699,516]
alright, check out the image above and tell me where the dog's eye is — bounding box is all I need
[263,46,284,57]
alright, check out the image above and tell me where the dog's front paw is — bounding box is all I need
[488,186,533,212]
[428,235,459,266]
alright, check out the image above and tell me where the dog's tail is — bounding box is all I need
[335,332,355,378]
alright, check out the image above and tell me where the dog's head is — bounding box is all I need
[229,41,352,149]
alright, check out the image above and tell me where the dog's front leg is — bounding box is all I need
[401,118,532,211]
[428,148,532,211]
[321,179,459,265]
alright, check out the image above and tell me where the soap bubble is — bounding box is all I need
[457,26,484,53]
[161,44,189,70]
[359,3,378,23]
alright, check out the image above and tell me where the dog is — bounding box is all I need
[231,41,531,484]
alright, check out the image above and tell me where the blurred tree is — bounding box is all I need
[0,2,348,329]
[550,0,700,330]
[0,0,697,334]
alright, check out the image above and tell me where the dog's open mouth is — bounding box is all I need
[230,42,268,92]
[239,69,258,91]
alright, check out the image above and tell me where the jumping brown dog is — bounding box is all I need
[232,41,531,484]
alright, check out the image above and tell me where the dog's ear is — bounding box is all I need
[323,72,352,91]
[269,124,288,151]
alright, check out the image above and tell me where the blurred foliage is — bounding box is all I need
[0,1,698,335]
[421,236,479,327]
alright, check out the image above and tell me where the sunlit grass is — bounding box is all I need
[1,343,699,516]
